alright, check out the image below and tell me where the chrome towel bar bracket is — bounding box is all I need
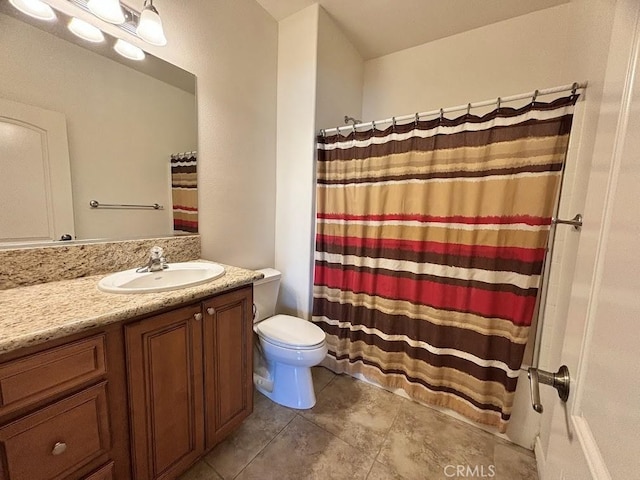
[552,213,583,230]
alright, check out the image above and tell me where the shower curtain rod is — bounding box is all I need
[320,81,587,136]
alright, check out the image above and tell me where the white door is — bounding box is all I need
[0,97,75,244]
[542,1,640,478]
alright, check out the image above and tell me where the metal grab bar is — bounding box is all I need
[89,200,163,210]
[527,365,571,413]
[552,213,583,230]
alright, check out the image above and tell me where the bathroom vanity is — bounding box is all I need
[0,264,261,480]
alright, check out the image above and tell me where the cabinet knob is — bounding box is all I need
[51,441,67,455]
[207,307,215,316]
[194,313,203,321]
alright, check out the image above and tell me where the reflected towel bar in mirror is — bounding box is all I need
[89,200,163,210]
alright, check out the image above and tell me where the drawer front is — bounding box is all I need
[0,382,111,480]
[83,461,114,480]
[0,335,107,416]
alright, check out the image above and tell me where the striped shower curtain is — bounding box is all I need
[312,96,578,432]
[171,152,198,234]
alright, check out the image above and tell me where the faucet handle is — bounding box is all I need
[149,246,164,259]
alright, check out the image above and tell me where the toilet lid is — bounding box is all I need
[255,314,326,348]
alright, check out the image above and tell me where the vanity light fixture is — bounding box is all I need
[136,0,167,46]
[87,0,125,24]
[66,0,168,48]
[8,0,56,21]
[68,17,105,43]
[114,38,145,61]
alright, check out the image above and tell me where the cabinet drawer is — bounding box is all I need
[0,335,106,416]
[83,461,114,480]
[0,382,111,480]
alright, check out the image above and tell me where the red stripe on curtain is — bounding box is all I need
[314,265,537,324]
[173,205,199,212]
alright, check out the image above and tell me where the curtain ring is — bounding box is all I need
[496,97,501,109]
[571,82,578,95]
[414,112,419,126]
[352,124,356,134]
[467,103,471,115]
[320,129,325,138]
[532,89,539,102]
[439,108,444,121]
[391,116,396,130]
[371,120,376,131]
[336,126,341,137]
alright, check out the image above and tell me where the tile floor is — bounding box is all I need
[179,367,538,480]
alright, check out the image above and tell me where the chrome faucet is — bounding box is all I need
[137,246,168,273]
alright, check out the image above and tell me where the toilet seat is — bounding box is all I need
[255,314,326,350]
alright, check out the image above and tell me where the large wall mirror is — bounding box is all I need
[0,2,197,247]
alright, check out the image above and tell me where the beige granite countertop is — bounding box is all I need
[0,262,263,355]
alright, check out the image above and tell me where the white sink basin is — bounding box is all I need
[98,262,225,294]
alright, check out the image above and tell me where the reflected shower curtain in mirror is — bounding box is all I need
[171,152,198,234]
[312,96,578,432]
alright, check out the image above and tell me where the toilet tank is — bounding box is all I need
[253,268,282,322]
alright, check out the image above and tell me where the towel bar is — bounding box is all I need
[89,200,163,210]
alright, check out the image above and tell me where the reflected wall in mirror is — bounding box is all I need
[0,3,197,246]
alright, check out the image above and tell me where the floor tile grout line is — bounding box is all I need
[298,406,390,465]
[314,371,338,397]
[228,410,298,480]
[369,398,408,473]
[363,453,378,480]
[221,370,336,478]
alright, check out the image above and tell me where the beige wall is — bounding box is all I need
[274,5,364,318]
[536,0,618,468]
[0,13,196,240]
[362,4,577,121]
[42,0,278,269]
[274,5,320,317]
[359,0,616,451]
[315,7,364,130]
[132,0,278,269]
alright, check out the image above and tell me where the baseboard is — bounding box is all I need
[535,435,546,480]
[572,416,612,480]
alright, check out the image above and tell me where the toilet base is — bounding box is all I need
[255,362,316,409]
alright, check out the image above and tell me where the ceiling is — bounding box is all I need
[255,0,570,59]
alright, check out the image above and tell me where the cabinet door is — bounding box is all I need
[125,305,204,480]
[203,287,253,448]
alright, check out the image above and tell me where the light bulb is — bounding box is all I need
[87,0,125,24]
[114,39,145,61]
[136,1,167,46]
[8,0,56,21]
[68,18,105,43]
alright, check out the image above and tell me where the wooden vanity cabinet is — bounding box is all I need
[0,284,253,480]
[125,286,253,480]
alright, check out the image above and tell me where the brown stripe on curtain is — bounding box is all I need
[312,95,578,432]
[171,152,198,234]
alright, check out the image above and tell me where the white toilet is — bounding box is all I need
[252,268,328,409]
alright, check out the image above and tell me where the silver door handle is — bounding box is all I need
[527,365,570,413]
